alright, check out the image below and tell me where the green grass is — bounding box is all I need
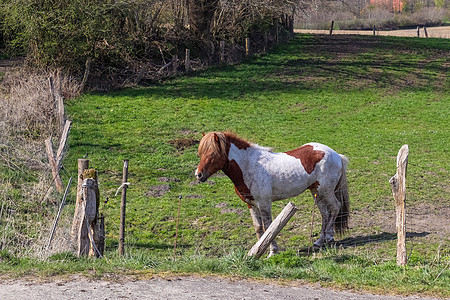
[2,34,449,296]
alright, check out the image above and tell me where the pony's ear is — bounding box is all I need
[202,132,205,137]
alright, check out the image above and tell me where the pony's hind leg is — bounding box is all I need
[321,191,341,246]
[313,196,328,248]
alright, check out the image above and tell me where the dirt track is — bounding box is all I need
[295,26,450,38]
[0,275,442,300]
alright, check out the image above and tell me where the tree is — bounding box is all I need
[188,0,219,39]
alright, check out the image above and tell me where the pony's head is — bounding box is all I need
[195,132,229,182]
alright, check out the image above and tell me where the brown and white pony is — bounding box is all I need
[195,131,349,256]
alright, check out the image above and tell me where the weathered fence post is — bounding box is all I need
[417,26,420,37]
[373,25,376,36]
[219,41,225,65]
[245,38,250,57]
[424,26,428,38]
[172,55,178,73]
[263,32,268,52]
[71,159,89,242]
[45,138,64,193]
[275,19,279,43]
[248,202,298,259]
[79,58,91,93]
[330,20,335,35]
[49,77,64,133]
[76,169,102,257]
[185,49,190,73]
[389,145,409,266]
[56,120,71,169]
[118,159,129,256]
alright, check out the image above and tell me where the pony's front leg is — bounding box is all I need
[249,205,279,257]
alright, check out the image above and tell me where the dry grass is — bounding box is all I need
[0,68,80,256]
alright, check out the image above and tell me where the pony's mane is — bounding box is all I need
[198,131,273,157]
[198,131,229,158]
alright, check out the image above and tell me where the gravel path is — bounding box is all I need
[0,275,442,300]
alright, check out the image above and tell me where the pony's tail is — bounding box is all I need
[334,154,350,235]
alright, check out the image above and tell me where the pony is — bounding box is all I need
[195,131,350,257]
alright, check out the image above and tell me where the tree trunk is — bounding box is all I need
[187,0,218,39]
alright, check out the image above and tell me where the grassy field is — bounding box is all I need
[1,34,449,296]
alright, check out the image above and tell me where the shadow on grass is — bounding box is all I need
[337,231,430,248]
[106,241,191,251]
[297,231,430,254]
[99,35,448,102]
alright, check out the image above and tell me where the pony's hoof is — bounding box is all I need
[267,250,279,258]
[325,239,336,247]
[312,244,322,250]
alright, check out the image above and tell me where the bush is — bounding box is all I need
[1,0,294,80]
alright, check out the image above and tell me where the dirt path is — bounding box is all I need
[295,26,450,38]
[0,275,442,300]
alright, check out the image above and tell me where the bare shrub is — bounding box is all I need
[0,68,80,256]
[409,7,448,25]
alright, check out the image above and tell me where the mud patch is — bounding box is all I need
[145,185,170,197]
[158,177,181,183]
[169,137,199,151]
[215,202,244,215]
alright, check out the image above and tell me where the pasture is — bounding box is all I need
[2,34,448,296]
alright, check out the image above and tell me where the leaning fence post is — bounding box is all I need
[248,202,298,259]
[118,159,129,256]
[389,145,409,266]
[45,138,64,193]
[423,26,428,38]
[330,20,335,35]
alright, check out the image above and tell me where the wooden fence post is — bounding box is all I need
[71,159,89,242]
[417,26,420,37]
[245,38,250,57]
[118,159,129,256]
[248,202,298,259]
[56,120,71,169]
[330,20,335,35]
[219,41,225,65]
[45,138,64,193]
[275,19,279,43]
[76,169,101,257]
[424,26,428,38]
[49,77,64,133]
[373,25,376,36]
[185,49,190,73]
[389,145,409,266]
[172,54,178,73]
[264,32,268,52]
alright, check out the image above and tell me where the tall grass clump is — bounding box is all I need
[0,69,79,256]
